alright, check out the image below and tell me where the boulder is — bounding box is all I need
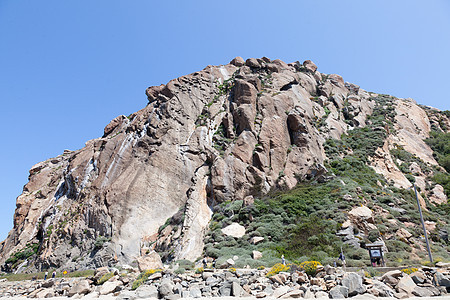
[246,58,261,68]
[252,250,263,260]
[396,228,412,240]
[434,272,450,290]
[137,251,163,271]
[68,280,91,297]
[41,278,55,288]
[159,278,174,297]
[303,289,315,299]
[250,236,264,244]
[396,275,417,296]
[272,285,290,298]
[234,79,257,105]
[315,291,329,298]
[231,281,244,297]
[367,279,394,297]
[99,280,123,295]
[436,261,450,269]
[383,275,399,286]
[410,271,426,284]
[219,281,232,296]
[412,286,434,297]
[281,289,304,298]
[303,60,317,73]
[329,286,349,299]
[36,288,55,298]
[349,205,373,220]
[189,287,202,298]
[135,285,158,299]
[341,272,366,296]
[270,273,287,285]
[230,57,245,67]
[221,223,246,238]
[94,266,110,281]
[382,270,403,279]
[116,290,137,300]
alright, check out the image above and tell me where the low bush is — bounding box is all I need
[97,272,114,285]
[299,261,320,276]
[266,263,289,277]
[131,269,162,290]
[401,267,418,275]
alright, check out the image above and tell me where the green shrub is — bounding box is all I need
[174,268,186,274]
[97,272,114,285]
[176,259,194,270]
[131,269,162,290]
[94,236,111,249]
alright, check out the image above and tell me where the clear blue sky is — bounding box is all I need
[0,1,449,241]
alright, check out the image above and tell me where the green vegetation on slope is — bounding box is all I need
[425,130,450,197]
[203,94,450,267]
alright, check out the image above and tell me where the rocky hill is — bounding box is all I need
[0,57,449,273]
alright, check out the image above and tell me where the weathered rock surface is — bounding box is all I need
[0,56,448,273]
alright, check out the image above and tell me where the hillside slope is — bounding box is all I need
[0,57,448,273]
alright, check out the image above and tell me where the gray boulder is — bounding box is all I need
[116,290,137,300]
[189,287,202,298]
[412,286,434,297]
[341,272,366,296]
[135,285,158,298]
[159,278,174,297]
[367,279,394,297]
[231,281,244,297]
[329,286,349,299]
[434,272,450,291]
[41,279,55,288]
[219,281,232,296]
[68,280,91,297]
[397,275,417,296]
[99,280,123,295]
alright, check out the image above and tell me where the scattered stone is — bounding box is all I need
[221,223,246,238]
[250,236,264,244]
[252,250,263,260]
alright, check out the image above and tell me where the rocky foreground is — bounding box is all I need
[1,263,449,299]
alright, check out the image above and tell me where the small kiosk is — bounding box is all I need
[366,243,386,267]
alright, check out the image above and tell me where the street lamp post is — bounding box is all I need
[413,184,433,263]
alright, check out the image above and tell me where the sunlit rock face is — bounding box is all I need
[0,57,446,272]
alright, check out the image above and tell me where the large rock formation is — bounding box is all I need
[0,57,448,272]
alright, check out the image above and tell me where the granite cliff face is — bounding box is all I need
[0,57,448,272]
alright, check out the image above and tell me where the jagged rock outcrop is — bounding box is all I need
[0,57,448,272]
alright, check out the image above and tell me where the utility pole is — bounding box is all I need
[413,184,433,263]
